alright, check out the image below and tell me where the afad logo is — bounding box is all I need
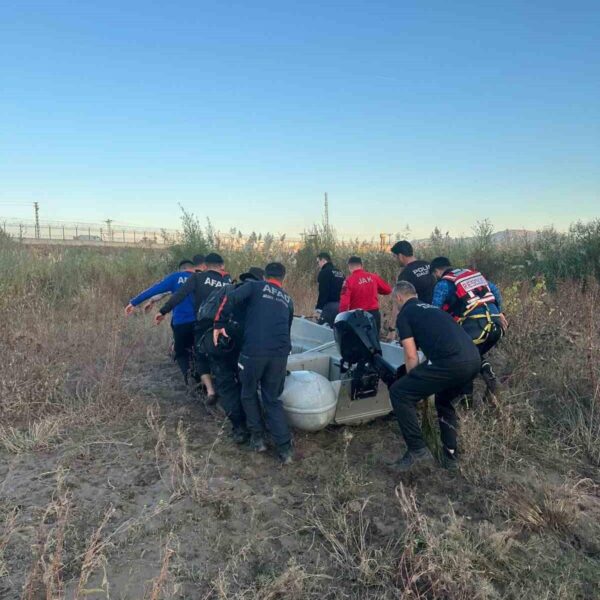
[262,283,291,304]
[206,278,226,288]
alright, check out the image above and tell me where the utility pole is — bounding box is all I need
[105,219,113,241]
[33,202,40,239]
[379,233,387,252]
[323,193,330,231]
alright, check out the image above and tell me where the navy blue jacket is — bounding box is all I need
[215,278,294,357]
[160,269,232,316]
[130,271,195,325]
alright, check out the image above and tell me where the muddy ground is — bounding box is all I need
[2,321,600,599]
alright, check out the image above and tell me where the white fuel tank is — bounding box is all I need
[281,370,338,432]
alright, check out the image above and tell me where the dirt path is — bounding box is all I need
[2,346,600,599]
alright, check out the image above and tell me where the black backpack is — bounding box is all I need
[196,283,233,325]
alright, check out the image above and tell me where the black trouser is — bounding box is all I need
[368,309,381,334]
[172,322,195,382]
[208,352,245,428]
[238,354,290,448]
[318,302,339,327]
[389,358,481,452]
[462,318,503,359]
[193,323,211,377]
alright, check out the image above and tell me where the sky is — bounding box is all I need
[1,1,599,239]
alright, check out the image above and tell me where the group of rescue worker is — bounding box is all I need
[126,241,507,471]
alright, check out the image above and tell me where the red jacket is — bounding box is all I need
[339,268,392,312]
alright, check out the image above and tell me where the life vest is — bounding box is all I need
[441,268,500,345]
[442,268,497,319]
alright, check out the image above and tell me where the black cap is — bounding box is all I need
[205,252,224,265]
[178,258,194,268]
[430,256,452,271]
[265,262,286,278]
[239,267,265,282]
[192,254,205,265]
[390,240,414,256]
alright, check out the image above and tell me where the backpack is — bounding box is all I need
[196,283,233,327]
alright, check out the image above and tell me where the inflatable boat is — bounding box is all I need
[284,316,408,430]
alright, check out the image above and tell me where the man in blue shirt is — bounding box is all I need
[125,259,197,385]
[430,257,508,394]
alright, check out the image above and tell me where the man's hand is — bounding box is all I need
[498,313,509,332]
[386,329,397,342]
[154,313,166,325]
[312,309,322,320]
[124,303,135,316]
[213,327,229,345]
[143,300,156,313]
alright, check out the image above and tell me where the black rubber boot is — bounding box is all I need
[231,426,250,444]
[249,434,267,453]
[480,361,499,394]
[442,446,459,471]
[387,447,436,472]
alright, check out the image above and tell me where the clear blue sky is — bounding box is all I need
[1,1,598,239]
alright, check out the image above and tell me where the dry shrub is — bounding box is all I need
[395,483,514,600]
[0,507,19,578]
[309,493,398,588]
[503,484,577,534]
[459,399,536,486]
[0,286,146,454]
[146,534,179,600]
[0,416,62,454]
[147,405,232,514]
[22,471,72,600]
[73,506,115,600]
[206,558,317,600]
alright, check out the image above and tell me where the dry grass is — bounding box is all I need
[146,404,236,516]
[0,508,19,578]
[21,471,72,600]
[1,245,599,598]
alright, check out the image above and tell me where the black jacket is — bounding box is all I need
[316,262,345,309]
[215,279,294,357]
[160,270,232,316]
[397,260,435,304]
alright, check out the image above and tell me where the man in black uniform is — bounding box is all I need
[390,241,435,303]
[156,253,232,403]
[388,281,481,471]
[314,252,345,327]
[213,262,294,464]
[197,267,265,444]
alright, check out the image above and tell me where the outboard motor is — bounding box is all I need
[333,310,404,399]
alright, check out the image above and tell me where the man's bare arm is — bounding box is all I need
[401,337,419,373]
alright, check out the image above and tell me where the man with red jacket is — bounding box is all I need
[338,256,392,333]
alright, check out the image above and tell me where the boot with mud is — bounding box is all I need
[441,446,459,471]
[480,360,500,395]
[249,434,267,453]
[277,442,294,465]
[231,425,250,444]
[387,447,436,472]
